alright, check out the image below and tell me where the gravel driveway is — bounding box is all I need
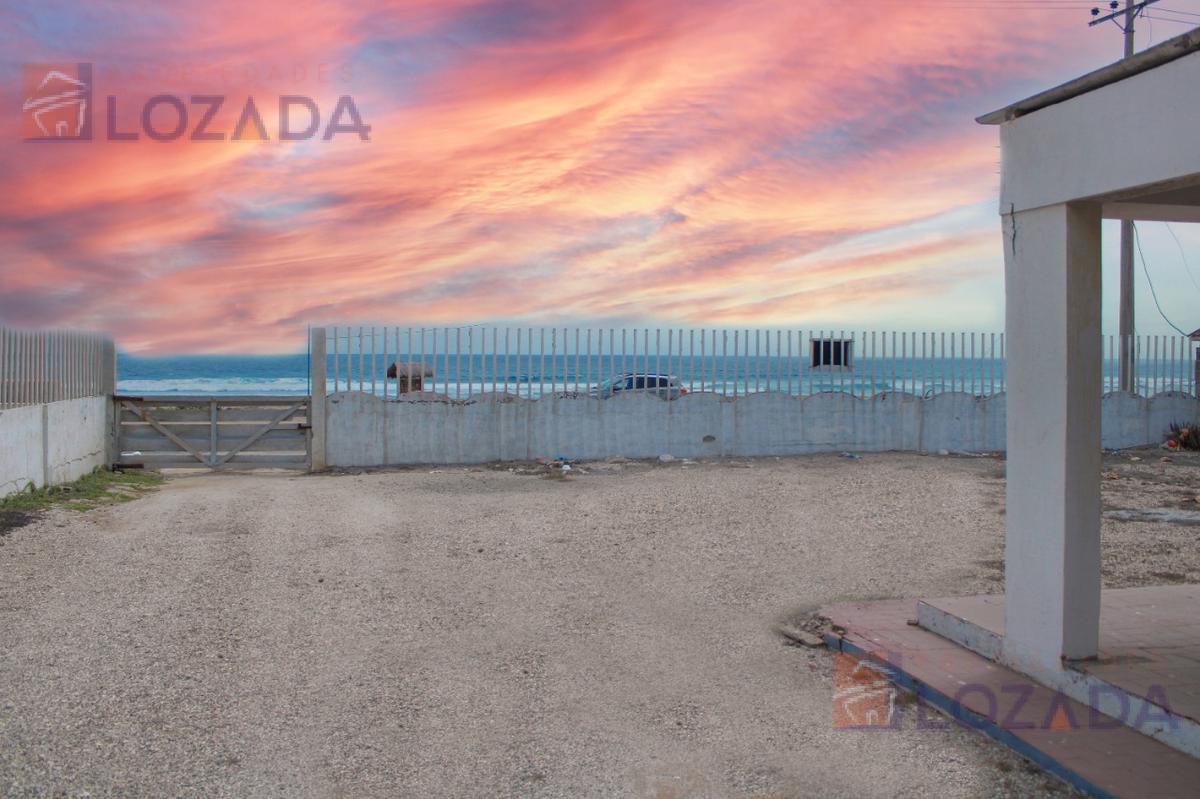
[8,451,1185,797]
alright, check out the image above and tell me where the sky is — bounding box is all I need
[1,0,1199,354]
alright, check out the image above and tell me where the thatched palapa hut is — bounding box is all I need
[387,361,435,393]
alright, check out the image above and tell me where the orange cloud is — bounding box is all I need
[0,0,1121,352]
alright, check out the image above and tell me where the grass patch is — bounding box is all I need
[1,468,163,516]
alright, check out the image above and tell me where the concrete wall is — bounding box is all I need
[322,390,1199,466]
[1101,391,1200,450]
[0,396,110,498]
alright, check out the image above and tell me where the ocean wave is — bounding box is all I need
[116,377,311,395]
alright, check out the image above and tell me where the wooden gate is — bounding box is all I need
[115,395,311,470]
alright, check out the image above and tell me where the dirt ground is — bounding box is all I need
[1,450,1197,798]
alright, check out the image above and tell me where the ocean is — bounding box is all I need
[118,352,1012,398]
[117,351,1195,399]
[118,354,313,396]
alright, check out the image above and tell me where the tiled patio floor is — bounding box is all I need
[920,586,1200,726]
[822,594,1200,798]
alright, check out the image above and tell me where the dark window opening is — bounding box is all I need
[811,339,853,368]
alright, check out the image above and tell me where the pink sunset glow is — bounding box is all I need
[0,1,1174,353]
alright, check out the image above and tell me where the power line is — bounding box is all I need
[841,1,1120,7]
[1156,6,1200,17]
[1132,222,1189,336]
[861,1,1110,4]
[1164,222,1200,293]
[1089,0,1165,28]
[1144,11,1200,24]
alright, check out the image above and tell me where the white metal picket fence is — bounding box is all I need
[0,326,114,409]
[1105,334,1198,397]
[317,326,1198,400]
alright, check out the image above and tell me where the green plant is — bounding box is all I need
[0,467,163,513]
[1166,422,1200,451]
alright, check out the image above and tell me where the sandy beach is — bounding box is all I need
[1,451,1197,797]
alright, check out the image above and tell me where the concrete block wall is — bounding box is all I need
[322,389,1199,467]
[1098,391,1199,449]
[0,396,110,498]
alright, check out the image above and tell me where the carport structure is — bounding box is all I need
[977,29,1200,683]
[825,28,1200,797]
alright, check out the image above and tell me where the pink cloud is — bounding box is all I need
[0,0,1124,352]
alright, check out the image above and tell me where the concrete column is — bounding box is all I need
[100,338,117,396]
[102,338,118,468]
[310,327,327,471]
[40,404,50,489]
[1002,202,1102,675]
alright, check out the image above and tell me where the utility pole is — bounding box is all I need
[1090,0,1163,390]
[1118,0,1136,391]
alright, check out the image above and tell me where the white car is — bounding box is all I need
[590,373,687,400]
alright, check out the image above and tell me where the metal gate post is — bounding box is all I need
[209,398,218,467]
[310,327,327,470]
